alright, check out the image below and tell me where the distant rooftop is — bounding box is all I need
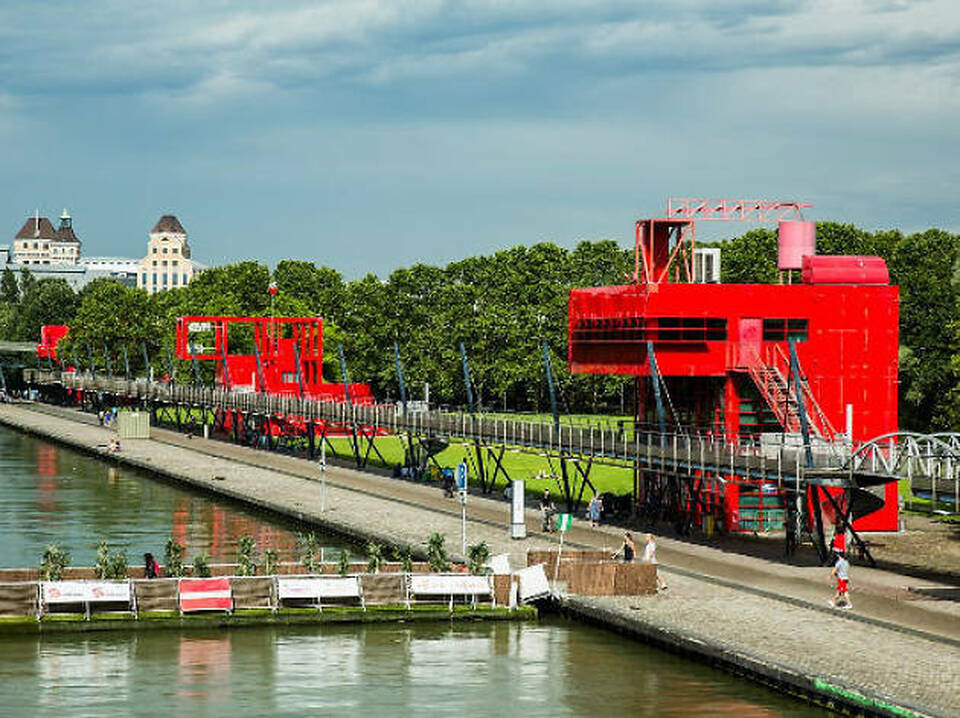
[151,214,186,235]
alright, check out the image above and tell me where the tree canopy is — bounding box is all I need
[3,223,958,430]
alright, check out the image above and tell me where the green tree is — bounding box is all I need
[1,267,19,304]
[15,278,78,342]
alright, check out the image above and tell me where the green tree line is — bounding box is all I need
[3,223,958,430]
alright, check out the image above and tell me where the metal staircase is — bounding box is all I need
[747,344,836,440]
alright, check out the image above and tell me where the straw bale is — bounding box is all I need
[230,577,274,609]
[0,582,38,616]
[132,579,179,612]
[360,574,405,605]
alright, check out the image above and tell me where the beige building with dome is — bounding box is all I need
[137,214,204,294]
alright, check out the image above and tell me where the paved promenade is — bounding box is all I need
[2,403,958,716]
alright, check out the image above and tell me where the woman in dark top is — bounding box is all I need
[613,532,636,562]
[144,553,159,579]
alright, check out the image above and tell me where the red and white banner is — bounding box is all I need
[178,578,232,613]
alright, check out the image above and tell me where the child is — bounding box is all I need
[830,552,852,609]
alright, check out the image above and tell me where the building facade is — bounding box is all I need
[137,215,203,294]
[13,210,81,265]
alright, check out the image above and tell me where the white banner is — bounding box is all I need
[409,574,491,596]
[516,565,550,603]
[42,581,131,604]
[278,577,361,600]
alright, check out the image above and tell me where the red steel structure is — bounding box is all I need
[175,315,373,403]
[568,199,900,532]
[37,325,69,362]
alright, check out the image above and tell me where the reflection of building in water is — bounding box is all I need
[178,636,232,697]
[35,444,57,476]
[169,498,300,561]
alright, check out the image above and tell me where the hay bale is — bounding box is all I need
[492,574,512,607]
[132,579,179,612]
[0,582,38,616]
[614,563,658,596]
[360,574,405,605]
[230,577,274,609]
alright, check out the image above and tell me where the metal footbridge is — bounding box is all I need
[25,369,960,565]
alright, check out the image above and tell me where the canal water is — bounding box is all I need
[0,425,348,569]
[0,427,830,716]
[0,621,828,717]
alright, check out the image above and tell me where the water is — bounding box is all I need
[0,620,828,717]
[0,426,349,568]
[0,426,829,716]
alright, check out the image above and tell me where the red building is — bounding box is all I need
[567,202,900,531]
[175,315,373,403]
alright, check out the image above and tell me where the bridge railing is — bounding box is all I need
[32,370,955,488]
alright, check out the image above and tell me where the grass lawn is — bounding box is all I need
[326,435,634,498]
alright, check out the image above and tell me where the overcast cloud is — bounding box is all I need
[1,0,957,275]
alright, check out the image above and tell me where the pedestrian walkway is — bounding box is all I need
[2,402,959,716]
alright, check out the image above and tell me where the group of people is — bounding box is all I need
[612,531,668,592]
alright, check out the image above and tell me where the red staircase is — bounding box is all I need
[747,345,836,440]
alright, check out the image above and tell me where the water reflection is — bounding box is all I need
[0,621,829,717]
[0,426,347,568]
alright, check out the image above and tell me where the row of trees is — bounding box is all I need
[2,224,958,429]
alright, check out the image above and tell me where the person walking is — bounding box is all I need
[540,490,556,532]
[612,531,636,562]
[641,533,668,592]
[143,553,160,579]
[830,552,852,609]
[587,492,603,527]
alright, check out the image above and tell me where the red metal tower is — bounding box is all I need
[568,199,900,531]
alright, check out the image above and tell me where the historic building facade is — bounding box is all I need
[137,214,203,294]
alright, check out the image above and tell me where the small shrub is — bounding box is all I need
[164,537,186,578]
[426,532,449,573]
[237,535,258,576]
[262,548,279,576]
[467,541,491,575]
[298,532,321,573]
[41,544,70,581]
[391,544,414,573]
[107,549,128,580]
[366,542,384,574]
[192,553,211,578]
[95,540,110,579]
[336,549,350,577]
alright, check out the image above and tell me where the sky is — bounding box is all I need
[1,0,957,278]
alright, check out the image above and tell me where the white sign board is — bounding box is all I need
[42,581,131,604]
[277,577,361,600]
[486,554,511,575]
[510,479,526,539]
[409,574,491,596]
[515,565,550,603]
[316,577,362,599]
[188,322,212,332]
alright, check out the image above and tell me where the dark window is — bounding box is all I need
[763,318,808,341]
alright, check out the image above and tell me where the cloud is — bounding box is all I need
[2,0,958,111]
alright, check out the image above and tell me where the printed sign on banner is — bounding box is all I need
[409,574,491,596]
[88,582,131,603]
[278,577,362,600]
[277,578,323,600]
[316,577,362,599]
[42,581,131,606]
[42,581,89,604]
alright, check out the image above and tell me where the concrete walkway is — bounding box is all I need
[2,403,958,716]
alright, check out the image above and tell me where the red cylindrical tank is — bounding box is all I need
[777,220,816,270]
[801,255,889,284]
